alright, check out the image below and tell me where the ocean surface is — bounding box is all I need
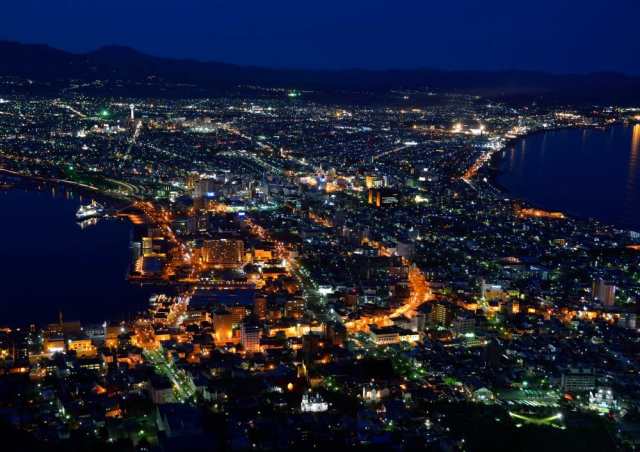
[0,187,150,327]
[497,124,640,231]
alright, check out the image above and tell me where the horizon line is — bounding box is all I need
[2,39,638,78]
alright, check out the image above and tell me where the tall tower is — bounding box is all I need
[129,104,135,121]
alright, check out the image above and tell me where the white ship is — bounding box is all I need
[76,200,105,220]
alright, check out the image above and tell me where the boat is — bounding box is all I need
[76,200,105,220]
[77,217,99,229]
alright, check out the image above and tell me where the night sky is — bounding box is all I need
[2,0,639,73]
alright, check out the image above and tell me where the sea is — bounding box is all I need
[0,186,150,327]
[497,124,640,231]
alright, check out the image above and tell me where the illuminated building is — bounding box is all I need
[252,246,273,262]
[285,297,305,319]
[400,330,421,343]
[44,336,65,355]
[473,387,495,404]
[269,321,321,338]
[105,325,124,348]
[481,282,507,301]
[228,305,247,325]
[185,172,200,190]
[506,299,520,315]
[588,388,618,413]
[202,239,244,267]
[593,278,616,306]
[370,326,418,345]
[213,309,234,344]
[365,175,373,189]
[78,358,103,372]
[561,367,596,392]
[430,303,449,326]
[365,175,385,189]
[367,188,397,208]
[240,322,261,353]
[141,236,167,258]
[254,296,267,320]
[142,237,154,256]
[67,337,97,357]
[362,384,390,403]
[300,392,329,412]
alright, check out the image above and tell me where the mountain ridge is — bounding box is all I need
[1,41,639,104]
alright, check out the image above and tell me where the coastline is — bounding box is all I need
[0,167,134,212]
[0,170,163,329]
[0,187,155,329]
[482,122,640,232]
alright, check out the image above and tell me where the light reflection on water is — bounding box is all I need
[498,125,640,230]
[0,187,149,327]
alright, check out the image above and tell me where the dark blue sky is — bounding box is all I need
[2,0,639,73]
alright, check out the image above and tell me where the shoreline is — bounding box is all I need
[0,171,156,330]
[0,188,153,329]
[0,167,134,212]
[482,122,640,232]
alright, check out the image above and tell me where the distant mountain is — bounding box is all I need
[1,41,639,104]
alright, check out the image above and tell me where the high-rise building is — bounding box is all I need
[213,309,234,344]
[593,278,616,306]
[254,296,267,320]
[228,305,247,325]
[240,321,261,353]
[430,303,449,326]
[185,172,200,190]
